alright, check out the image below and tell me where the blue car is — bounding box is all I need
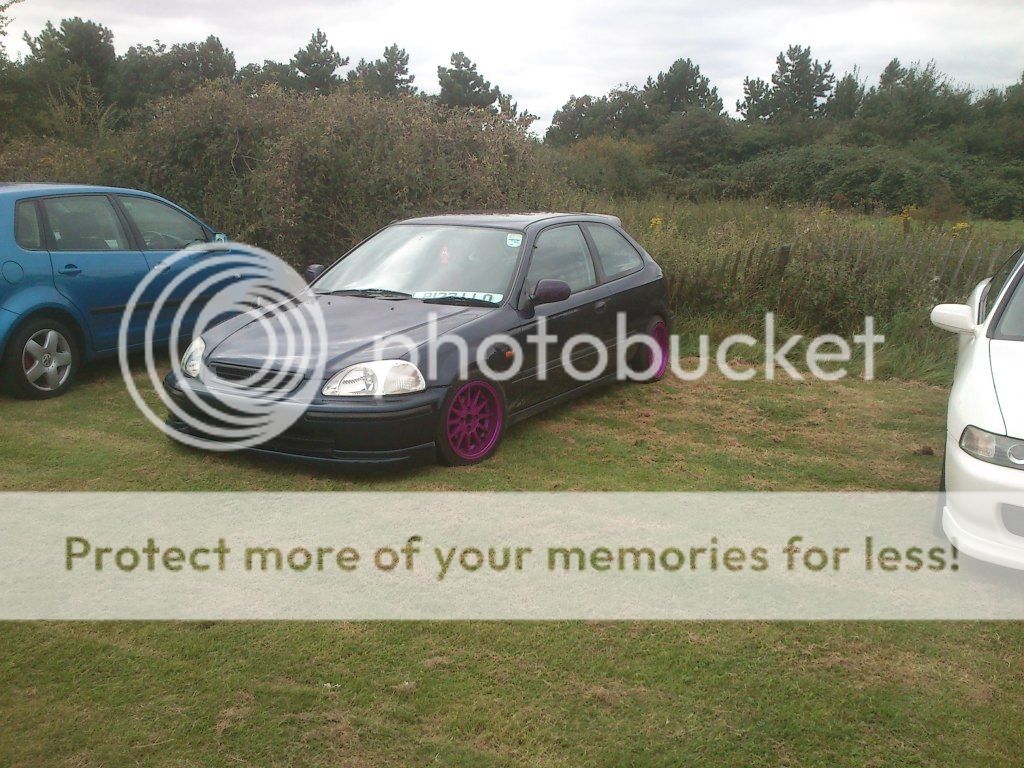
[0,183,224,398]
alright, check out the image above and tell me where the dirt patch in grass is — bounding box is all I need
[214,690,255,736]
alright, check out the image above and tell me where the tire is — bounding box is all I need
[629,315,670,383]
[435,377,506,466]
[2,317,80,399]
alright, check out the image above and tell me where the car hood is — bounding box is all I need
[205,294,488,378]
[990,339,1024,435]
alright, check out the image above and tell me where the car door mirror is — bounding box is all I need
[531,279,571,306]
[213,232,228,243]
[304,263,326,283]
[931,303,976,335]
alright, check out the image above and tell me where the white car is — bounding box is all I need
[932,246,1024,568]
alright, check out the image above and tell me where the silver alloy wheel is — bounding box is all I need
[22,329,73,392]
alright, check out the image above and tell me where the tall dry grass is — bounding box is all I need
[561,194,1023,382]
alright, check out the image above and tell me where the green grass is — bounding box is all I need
[6,358,1024,767]
[1,199,1018,764]
[0,357,947,491]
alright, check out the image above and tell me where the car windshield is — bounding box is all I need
[314,224,523,305]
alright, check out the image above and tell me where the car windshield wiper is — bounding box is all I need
[322,288,413,300]
[419,296,500,308]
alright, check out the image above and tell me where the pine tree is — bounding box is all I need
[0,0,22,60]
[737,76,772,120]
[437,52,498,109]
[291,29,347,93]
[737,45,834,121]
[347,44,416,96]
[769,45,835,120]
[644,58,724,116]
[826,68,865,120]
[878,58,907,91]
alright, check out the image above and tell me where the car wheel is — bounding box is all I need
[2,317,80,399]
[630,315,670,382]
[436,377,506,466]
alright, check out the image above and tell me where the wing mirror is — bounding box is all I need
[531,279,571,307]
[931,303,976,335]
[304,264,325,283]
[212,232,228,243]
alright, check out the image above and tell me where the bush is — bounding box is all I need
[562,136,663,197]
[250,94,556,261]
[109,83,558,263]
[0,135,112,184]
[686,143,1021,219]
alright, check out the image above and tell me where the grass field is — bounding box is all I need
[5,358,1024,767]
[0,357,946,491]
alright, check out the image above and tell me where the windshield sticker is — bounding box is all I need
[413,291,503,304]
[506,233,523,248]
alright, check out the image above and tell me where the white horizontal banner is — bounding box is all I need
[3,492,1024,619]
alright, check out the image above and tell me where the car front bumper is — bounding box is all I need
[943,431,1024,569]
[164,372,445,468]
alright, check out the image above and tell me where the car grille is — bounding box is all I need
[209,363,303,395]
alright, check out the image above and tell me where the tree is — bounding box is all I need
[0,0,23,133]
[236,60,296,92]
[347,44,416,96]
[0,0,22,60]
[23,17,117,97]
[546,86,658,144]
[653,108,737,174]
[737,45,834,122]
[437,52,498,109]
[878,58,907,91]
[853,61,972,143]
[546,94,599,144]
[115,36,235,110]
[644,58,723,117]
[496,91,538,131]
[291,29,346,93]
[826,68,864,120]
[769,45,835,120]
[169,36,236,89]
[737,76,772,121]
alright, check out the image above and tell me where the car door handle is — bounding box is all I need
[594,299,608,314]
[58,265,81,276]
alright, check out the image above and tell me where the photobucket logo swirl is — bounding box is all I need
[118,242,328,451]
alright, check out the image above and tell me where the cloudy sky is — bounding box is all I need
[5,0,1024,133]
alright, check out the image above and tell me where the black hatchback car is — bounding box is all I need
[166,213,671,467]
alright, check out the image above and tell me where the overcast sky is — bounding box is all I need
[5,0,1024,134]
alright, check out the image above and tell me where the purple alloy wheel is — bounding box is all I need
[445,380,503,461]
[643,320,670,379]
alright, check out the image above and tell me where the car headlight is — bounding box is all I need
[181,337,205,378]
[960,425,1024,470]
[322,360,425,397]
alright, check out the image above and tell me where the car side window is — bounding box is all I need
[41,196,130,252]
[994,266,1024,340]
[585,223,643,279]
[527,225,596,294]
[118,195,207,250]
[981,250,1022,322]
[14,200,42,250]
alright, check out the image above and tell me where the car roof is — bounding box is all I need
[395,212,623,231]
[0,182,163,199]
